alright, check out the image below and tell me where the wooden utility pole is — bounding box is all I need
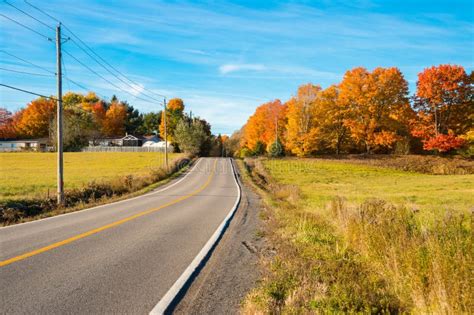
[163,98,168,170]
[56,23,64,205]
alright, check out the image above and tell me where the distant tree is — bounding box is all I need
[123,103,144,135]
[50,107,95,151]
[138,111,162,135]
[252,140,265,156]
[16,97,56,138]
[285,84,322,156]
[103,103,127,136]
[174,118,210,156]
[0,110,23,139]
[316,85,350,154]
[339,67,412,153]
[411,64,472,153]
[159,98,185,142]
[241,100,286,151]
[267,138,284,157]
[225,128,243,157]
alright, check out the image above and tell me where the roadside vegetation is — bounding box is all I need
[0,152,189,225]
[241,156,473,313]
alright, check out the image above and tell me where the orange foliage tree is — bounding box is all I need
[339,67,412,153]
[241,100,286,153]
[15,97,56,138]
[411,64,472,152]
[103,103,127,136]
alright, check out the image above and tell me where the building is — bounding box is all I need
[88,134,163,147]
[0,138,49,152]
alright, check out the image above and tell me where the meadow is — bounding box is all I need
[243,157,473,314]
[264,159,473,221]
[1,152,181,200]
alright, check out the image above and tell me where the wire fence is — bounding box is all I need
[82,146,169,152]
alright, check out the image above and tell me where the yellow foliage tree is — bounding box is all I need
[285,84,322,156]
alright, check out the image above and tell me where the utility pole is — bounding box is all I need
[56,24,64,205]
[163,98,168,170]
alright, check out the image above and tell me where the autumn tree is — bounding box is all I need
[241,100,286,154]
[0,110,23,139]
[285,84,322,156]
[339,67,412,153]
[159,98,185,142]
[15,97,56,138]
[103,103,127,136]
[315,85,351,154]
[411,64,472,153]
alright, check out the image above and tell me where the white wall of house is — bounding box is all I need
[0,140,47,152]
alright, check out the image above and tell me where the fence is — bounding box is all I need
[82,146,169,152]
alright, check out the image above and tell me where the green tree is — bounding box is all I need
[138,111,162,135]
[173,118,210,156]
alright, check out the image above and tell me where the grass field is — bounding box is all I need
[264,159,474,219]
[243,158,473,314]
[1,152,181,200]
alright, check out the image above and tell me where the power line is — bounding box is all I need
[0,83,57,100]
[0,66,53,77]
[4,0,55,31]
[68,38,162,103]
[62,48,161,104]
[62,59,109,100]
[23,0,166,100]
[0,13,52,41]
[24,0,60,23]
[0,50,56,74]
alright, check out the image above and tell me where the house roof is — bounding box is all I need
[0,138,48,143]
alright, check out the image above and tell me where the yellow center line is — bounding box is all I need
[0,159,218,268]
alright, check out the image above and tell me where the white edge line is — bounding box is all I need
[0,158,203,230]
[149,157,242,315]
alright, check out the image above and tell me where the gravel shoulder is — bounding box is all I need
[173,163,264,314]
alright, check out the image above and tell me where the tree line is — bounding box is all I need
[0,92,224,156]
[231,64,473,157]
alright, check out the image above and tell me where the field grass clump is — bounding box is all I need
[242,157,473,314]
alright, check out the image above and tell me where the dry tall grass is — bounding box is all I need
[242,158,473,314]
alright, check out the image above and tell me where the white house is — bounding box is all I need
[0,138,49,152]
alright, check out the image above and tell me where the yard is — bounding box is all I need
[1,152,181,200]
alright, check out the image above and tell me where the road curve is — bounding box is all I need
[0,157,239,314]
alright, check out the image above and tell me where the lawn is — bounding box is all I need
[264,159,474,216]
[1,152,181,200]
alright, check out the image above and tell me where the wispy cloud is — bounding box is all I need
[219,63,266,74]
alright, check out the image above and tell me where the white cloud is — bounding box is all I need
[219,63,266,74]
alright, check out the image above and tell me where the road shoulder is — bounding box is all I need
[173,160,264,314]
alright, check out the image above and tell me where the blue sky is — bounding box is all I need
[1,0,473,135]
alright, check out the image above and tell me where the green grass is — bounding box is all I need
[264,159,474,215]
[243,158,473,314]
[0,152,181,200]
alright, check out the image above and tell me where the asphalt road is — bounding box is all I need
[0,157,239,314]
